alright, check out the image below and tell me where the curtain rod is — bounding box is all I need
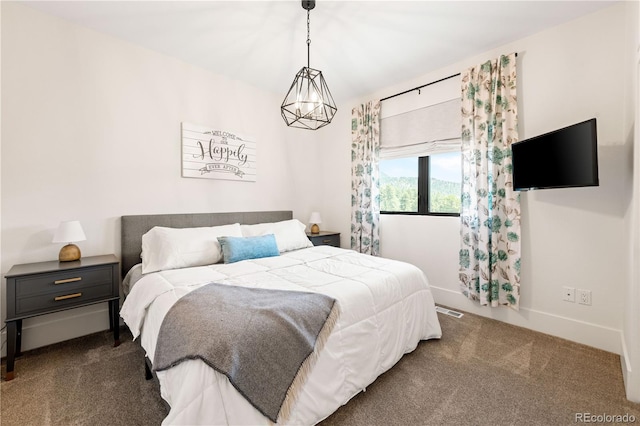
[380,53,518,102]
[380,72,460,102]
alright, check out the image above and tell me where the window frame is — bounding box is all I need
[380,155,460,217]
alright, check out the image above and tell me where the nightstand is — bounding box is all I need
[4,254,120,381]
[306,231,341,247]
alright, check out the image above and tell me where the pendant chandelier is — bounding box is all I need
[281,0,337,130]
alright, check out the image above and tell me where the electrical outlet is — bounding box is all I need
[562,286,575,302]
[577,289,592,305]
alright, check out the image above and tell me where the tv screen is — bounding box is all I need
[511,118,599,191]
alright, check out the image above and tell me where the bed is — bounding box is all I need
[119,211,442,425]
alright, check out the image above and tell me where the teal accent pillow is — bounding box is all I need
[217,234,280,264]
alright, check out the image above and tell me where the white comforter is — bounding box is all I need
[120,246,442,425]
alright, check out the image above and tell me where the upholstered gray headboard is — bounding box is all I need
[120,211,293,277]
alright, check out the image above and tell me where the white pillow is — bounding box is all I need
[141,223,242,274]
[241,219,313,253]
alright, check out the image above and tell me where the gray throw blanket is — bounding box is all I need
[153,283,339,423]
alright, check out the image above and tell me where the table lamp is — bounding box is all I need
[52,220,86,262]
[309,212,322,234]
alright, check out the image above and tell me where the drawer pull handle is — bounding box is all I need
[322,239,332,243]
[54,277,82,285]
[54,293,82,301]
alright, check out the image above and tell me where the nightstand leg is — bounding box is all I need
[108,300,114,331]
[15,319,23,356]
[5,321,17,381]
[110,300,120,347]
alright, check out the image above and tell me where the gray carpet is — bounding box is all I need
[0,327,167,426]
[2,308,639,425]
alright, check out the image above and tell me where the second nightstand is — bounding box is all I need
[306,231,341,247]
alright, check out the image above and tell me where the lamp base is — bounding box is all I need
[59,244,81,262]
[310,224,320,234]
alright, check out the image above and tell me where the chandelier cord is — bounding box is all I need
[306,9,311,69]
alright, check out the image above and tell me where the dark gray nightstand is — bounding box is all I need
[4,254,120,381]
[306,231,341,247]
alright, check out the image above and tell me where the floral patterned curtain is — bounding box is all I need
[351,101,381,255]
[459,53,521,309]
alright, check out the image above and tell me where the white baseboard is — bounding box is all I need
[621,333,640,402]
[431,285,622,355]
[1,305,113,359]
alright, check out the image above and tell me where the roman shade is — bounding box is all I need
[380,98,461,159]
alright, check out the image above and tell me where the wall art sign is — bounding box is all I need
[181,122,256,182]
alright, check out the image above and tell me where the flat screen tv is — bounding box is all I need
[511,118,599,191]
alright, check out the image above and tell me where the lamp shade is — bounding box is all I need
[52,221,86,243]
[309,212,322,224]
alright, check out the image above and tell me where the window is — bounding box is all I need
[380,151,461,216]
[378,82,461,215]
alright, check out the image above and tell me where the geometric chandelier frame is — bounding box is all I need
[281,0,337,130]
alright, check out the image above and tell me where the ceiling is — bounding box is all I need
[25,0,618,103]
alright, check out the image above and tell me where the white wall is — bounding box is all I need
[622,0,640,403]
[0,0,3,351]
[0,2,321,354]
[319,3,631,355]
